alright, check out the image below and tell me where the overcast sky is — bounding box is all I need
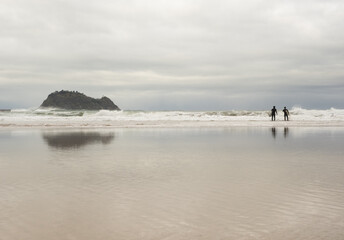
[1,0,343,110]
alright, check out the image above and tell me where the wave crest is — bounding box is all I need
[1,107,344,127]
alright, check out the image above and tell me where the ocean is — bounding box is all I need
[1,108,344,239]
[1,107,344,127]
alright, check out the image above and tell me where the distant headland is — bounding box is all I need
[40,90,120,110]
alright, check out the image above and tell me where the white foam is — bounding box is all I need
[1,107,344,128]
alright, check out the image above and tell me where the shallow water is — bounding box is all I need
[1,127,344,240]
[2,108,344,128]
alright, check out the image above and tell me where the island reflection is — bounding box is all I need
[42,131,115,149]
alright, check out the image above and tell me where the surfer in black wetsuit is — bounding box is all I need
[271,106,277,121]
[283,107,289,121]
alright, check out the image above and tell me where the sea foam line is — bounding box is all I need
[1,107,344,128]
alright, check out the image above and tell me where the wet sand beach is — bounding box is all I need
[1,127,344,239]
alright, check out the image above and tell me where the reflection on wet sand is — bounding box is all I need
[2,128,344,240]
[42,131,115,149]
[284,127,289,138]
[271,127,276,138]
[270,127,289,139]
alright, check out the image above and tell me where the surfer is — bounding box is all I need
[283,107,289,121]
[271,106,277,121]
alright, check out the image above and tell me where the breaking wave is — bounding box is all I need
[1,107,344,127]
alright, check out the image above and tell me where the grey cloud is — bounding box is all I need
[0,0,344,110]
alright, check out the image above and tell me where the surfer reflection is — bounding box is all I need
[271,127,276,138]
[270,127,289,139]
[42,131,115,149]
[284,127,289,138]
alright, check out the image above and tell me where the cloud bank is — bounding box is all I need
[1,0,343,110]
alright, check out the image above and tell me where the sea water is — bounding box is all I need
[1,127,344,240]
[1,107,344,127]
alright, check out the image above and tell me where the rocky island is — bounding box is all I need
[40,90,120,110]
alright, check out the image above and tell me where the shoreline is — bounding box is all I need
[1,120,344,129]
